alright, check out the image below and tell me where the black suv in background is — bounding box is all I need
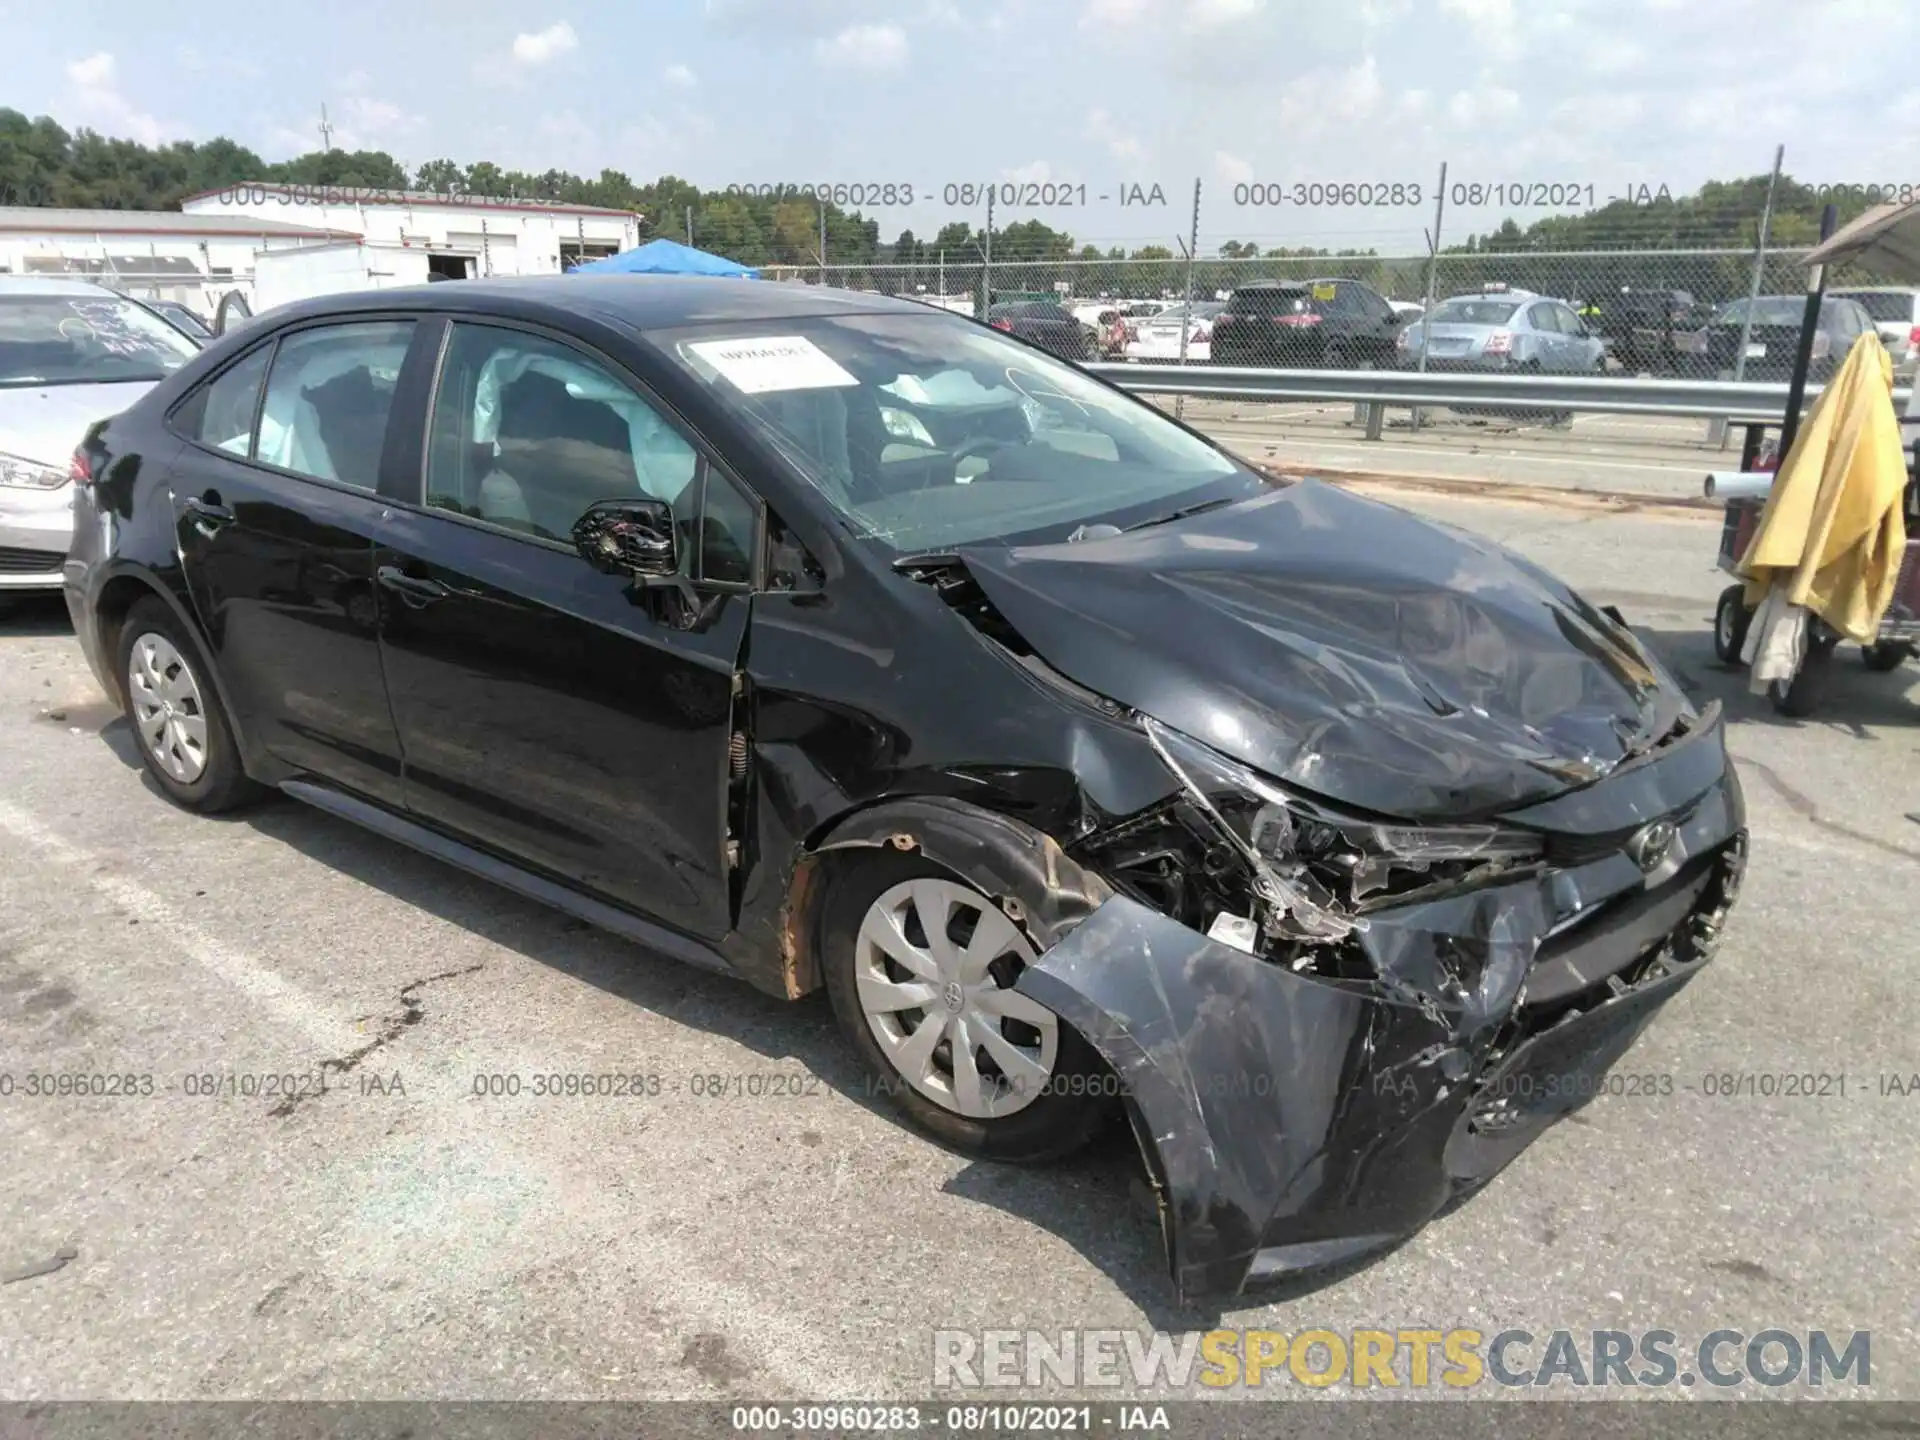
[1210,279,1403,368]
[1596,288,1697,374]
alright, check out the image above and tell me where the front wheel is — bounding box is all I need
[1713,584,1752,665]
[822,852,1113,1162]
[1768,632,1836,717]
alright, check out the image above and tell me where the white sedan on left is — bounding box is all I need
[1,278,201,613]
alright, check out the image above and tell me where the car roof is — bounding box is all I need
[256,274,930,332]
[0,276,122,298]
[1830,285,1920,295]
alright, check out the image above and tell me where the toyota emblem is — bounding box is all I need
[1626,819,1677,873]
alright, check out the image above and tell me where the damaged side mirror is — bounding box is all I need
[572,498,679,580]
[571,498,724,633]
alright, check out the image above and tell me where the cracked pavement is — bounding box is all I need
[1,486,1915,1401]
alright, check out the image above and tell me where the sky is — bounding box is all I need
[7,0,1920,254]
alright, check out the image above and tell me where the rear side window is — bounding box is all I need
[256,321,414,490]
[1842,292,1919,324]
[180,345,271,457]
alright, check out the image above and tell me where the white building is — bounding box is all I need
[180,184,642,280]
[0,206,358,313]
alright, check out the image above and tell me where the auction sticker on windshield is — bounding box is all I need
[685,335,859,394]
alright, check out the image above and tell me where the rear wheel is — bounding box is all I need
[116,597,261,812]
[822,852,1112,1162]
[1713,584,1752,665]
[1862,641,1911,672]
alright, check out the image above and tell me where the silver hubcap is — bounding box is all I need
[127,632,210,784]
[854,877,1059,1119]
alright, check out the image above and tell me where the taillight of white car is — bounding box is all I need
[0,452,70,490]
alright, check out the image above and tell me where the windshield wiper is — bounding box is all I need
[1124,495,1239,532]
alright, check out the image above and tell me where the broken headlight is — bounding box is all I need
[1143,717,1544,946]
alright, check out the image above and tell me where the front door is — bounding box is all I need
[169,318,418,809]
[374,320,761,940]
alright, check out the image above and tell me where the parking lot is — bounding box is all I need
[3,477,1914,1404]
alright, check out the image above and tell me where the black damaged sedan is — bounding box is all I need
[64,277,1745,1305]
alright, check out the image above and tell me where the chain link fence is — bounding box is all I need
[759,246,1853,383]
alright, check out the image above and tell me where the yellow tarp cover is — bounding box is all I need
[1739,332,1910,643]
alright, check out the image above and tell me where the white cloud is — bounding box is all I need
[1079,0,1149,28]
[511,22,580,65]
[1003,160,1052,185]
[65,52,167,147]
[663,62,698,88]
[1184,0,1263,29]
[1214,150,1255,185]
[1277,54,1385,133]
[1437,0,1522,56]
[813,23,909,70]
[1446,85,1521,126]
[1085,107,1144,162]
[68,52,116,88]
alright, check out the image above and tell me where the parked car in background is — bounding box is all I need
[987,300,1095,361]
[1124,301,1225,363]
[1829,287,1920,377]
[1210,279,1403,367]
[1388,300,1426,323]
[1596,287,1695,374]
[0,277,200,613]
[1396,289,1605,374]
[1698,295,1877,383]
[1092,308,1131,359]
[145,299,215,341]
[63,275,1746,1306]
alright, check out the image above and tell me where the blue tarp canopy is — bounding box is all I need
[568,238,759,277]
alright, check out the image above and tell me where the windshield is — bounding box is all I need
[651,311,1261,553]
[0,293,200,387]
[1713,296,1842,327]
[1428,299,1522,325]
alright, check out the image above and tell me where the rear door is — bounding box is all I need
[373,318,759,941]
[166,317,420,808]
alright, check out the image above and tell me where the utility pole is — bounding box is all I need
[818,204,827,282]
[686,205,693,246]
[1176,178,1202,420]
[318,104,334,152]
[1721,143,1786,456]
[1412,160,1448,432]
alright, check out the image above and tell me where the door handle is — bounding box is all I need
[376,565,452,604]
[184,494,235,528]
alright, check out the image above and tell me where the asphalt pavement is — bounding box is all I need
[2,485,1916,1404]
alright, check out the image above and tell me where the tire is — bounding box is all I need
[1713,584,1752,666]
[1768,633,1836,718]
[1862,641,1911,672]
[821,850,1114,1162]
[116,596,262,812]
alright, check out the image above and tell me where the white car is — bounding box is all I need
[1828,287,1920,377]
[0,278,200,611]
[1124,301,1225,363]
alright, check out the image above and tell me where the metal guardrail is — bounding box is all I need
[1090,362,1913,427]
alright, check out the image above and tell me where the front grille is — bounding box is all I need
[0,545,65,575]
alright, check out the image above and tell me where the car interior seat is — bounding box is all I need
[482,370,643,539]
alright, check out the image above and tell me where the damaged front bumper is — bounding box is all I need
[1013,712,1746,1307]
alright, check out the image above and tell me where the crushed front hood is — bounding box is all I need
[959,480,1685,819]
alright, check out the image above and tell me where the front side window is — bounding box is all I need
[426,323,757,582]
[0,291,199,388]
[256,321,414,489]
[649,311,1261,555]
